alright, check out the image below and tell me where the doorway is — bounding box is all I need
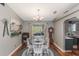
[64,17,79,55]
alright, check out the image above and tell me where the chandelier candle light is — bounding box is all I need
[33,9,44,21]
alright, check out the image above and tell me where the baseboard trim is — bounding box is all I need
[53,42,72,52]
[51,42,65,56]
[50,42,73,56]
[8,44,22,56]
[53,42,65,52]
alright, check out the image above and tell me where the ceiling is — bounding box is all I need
[7,3,78,21]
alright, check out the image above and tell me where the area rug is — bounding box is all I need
[22,48,54,56]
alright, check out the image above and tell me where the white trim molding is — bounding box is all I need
[53,42,72,52]
[53,42,65,52]
[8,44,22,56]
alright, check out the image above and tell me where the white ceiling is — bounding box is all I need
[7,3,78,21]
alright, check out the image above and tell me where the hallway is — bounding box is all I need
[0,3,79,56]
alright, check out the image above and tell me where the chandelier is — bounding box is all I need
[33,9,44,21]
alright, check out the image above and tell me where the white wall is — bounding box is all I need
[0,4,23,55]
[53,5,79,51]
[54,19,65,51]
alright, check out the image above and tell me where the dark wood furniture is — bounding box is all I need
[48,27,54,46]
[22,32,29,47]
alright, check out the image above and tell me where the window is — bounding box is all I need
[72,24,76,31]
[32,25,43,34]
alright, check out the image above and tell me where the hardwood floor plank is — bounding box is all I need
[50,43,76,56]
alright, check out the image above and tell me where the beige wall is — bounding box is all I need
[54,20,65,51]
[53,5,79,51]
[0,4,23,55]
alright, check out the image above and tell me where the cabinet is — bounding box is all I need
[65,39,73,50]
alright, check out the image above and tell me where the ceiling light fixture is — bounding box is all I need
[33,9,44,21]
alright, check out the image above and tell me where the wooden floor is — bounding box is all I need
[12,42,79,56]
[72,50,79,56]
[50,43,76,56]
[11,44,27,56]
